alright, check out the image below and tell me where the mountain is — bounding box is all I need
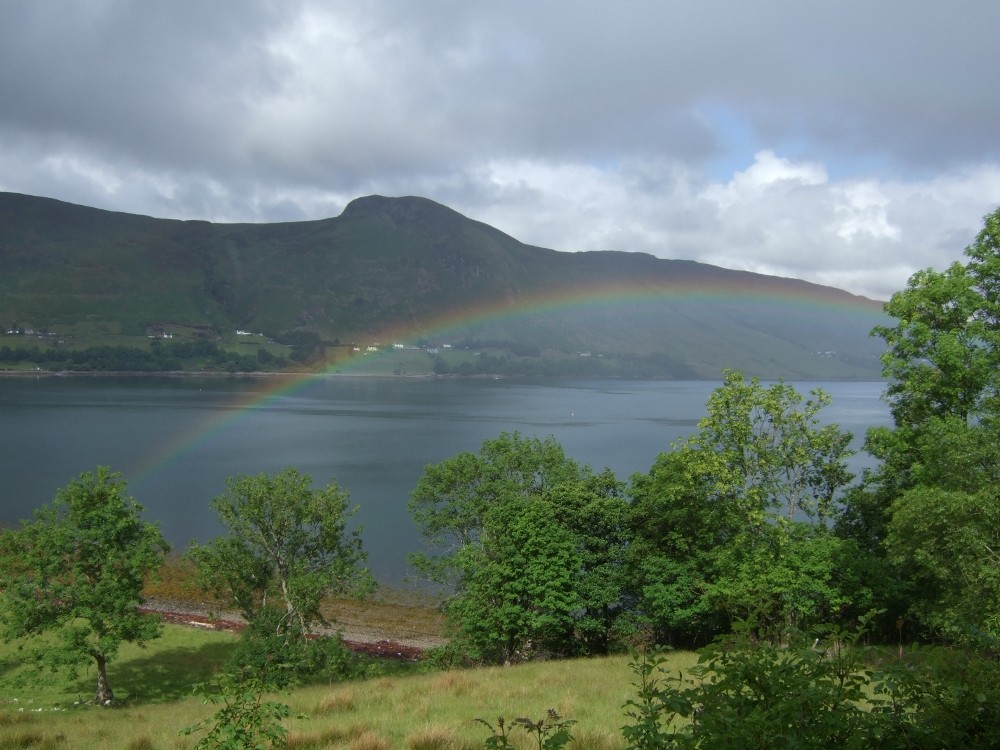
[0,191,888,379]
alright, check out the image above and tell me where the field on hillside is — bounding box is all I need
[0,621,693,749]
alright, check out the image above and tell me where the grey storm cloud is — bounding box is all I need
[1,0,999,299]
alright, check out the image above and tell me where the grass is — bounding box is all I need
[0,642,698,749]
[0,623,237,708]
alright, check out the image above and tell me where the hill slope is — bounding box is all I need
[0,192,887,379]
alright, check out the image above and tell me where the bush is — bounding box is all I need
[228,608,365,688]
[621,611,1000,750]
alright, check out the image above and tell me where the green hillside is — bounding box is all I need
[0,192,887,379]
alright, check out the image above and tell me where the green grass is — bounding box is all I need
[0,623,698,750]
[0,624,237,708]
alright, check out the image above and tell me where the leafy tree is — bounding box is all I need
[187,467,374,679]
[409,432,628,662]
[841,207,1000,637]
[543,469,632,653]
[0,467,169,704]
[860,206,1000,511]
[686,369,853,523]
[448,498,583,663]
[886,486,1000,643]
[629,371,857,641]
[628,450,730,645]
[874,206,1000,431]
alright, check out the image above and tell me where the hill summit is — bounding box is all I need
[0,191,886,379]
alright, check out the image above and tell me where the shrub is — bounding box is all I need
[621,611,1000,750]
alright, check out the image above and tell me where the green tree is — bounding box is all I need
[629,371,857,641]
[628,450,730,645]
[187,467,374,677]
[686,369,853,524]
[860,206,1000,513]
[448,498,583,663]
[0,467,169,704]
[886,486,1000,643]
[408,432,628,662]
[839,207,1000,637]
[874,206,1000,431]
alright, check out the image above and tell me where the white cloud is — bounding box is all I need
[1,1,1000,302]
[452,151,1000,301]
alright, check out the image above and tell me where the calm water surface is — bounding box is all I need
[0,376,891,583]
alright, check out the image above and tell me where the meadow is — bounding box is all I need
[0,619,693,750]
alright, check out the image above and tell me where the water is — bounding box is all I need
[0,376,892,583]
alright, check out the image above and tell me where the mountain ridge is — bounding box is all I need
[0,191,887,379]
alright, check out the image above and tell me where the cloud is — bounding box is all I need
[1,0,999,300]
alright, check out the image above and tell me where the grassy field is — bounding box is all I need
[0,620,695,750]
[0,558,665,748]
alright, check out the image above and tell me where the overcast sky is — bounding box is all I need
[2,1,999,300]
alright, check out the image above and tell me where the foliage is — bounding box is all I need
[475,710,576,750]
[629,370,857,643]
[874,206,1000,429]
[445,499,583,663]
[227,609,367,687]
[187,467,374,681]
[886,486,1000,642]
[851,205,1000,638]
[704,521,865,638]
[182,668,295,750]
[686,369,854,523]
[408,432,629,663]
[0,467,169,704]
[621,612,1000,750]
[0,339,286,373]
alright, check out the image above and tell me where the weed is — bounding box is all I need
[127,736,155,750]
[349,729,391,750]
[476,710,575,750]
[0,712,35,727]
[285,727,349,749]
[6,730,66,749]
[315,690,356,714]
[406,724,456,750]
[182,669,294,750]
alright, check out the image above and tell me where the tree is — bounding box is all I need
[447,497,583,663]
[628,450,731,645]
[876,206,1000,430]
[886,486,1000,643]
[839,207,1000,637]
[408,432,629,662]
[187,467,374,677]
[0,467,169,704]
[686,369,854,524]
[865,206,1000,497]
[629,371,857,641]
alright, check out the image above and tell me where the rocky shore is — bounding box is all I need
[140,598,443,662]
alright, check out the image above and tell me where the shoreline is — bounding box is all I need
[140,597,443,661]
[0,368,441,379]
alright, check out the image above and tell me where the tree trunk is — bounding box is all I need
[94,652,114,705]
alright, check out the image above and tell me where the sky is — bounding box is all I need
[1,1,999,301]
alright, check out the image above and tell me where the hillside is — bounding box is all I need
[0,192,888,379]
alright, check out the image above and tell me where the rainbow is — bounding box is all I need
[126,277,886,487]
